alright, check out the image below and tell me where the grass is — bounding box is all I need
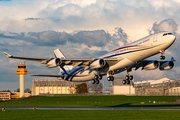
[1,110,180,120]
[1,95,180,120]
[0,95,180,107]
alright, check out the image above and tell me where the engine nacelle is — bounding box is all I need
[90,59,105,69]
[46,58,62,68]
[159,61,174,70]
[143,61,158,70]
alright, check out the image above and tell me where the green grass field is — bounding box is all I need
[1,95,180,107]
[1,95,180,120]
[1,110,180,120]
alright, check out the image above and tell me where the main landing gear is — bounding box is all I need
[122,69,133,85]
[107,71,114,81]
[91,75,102,84]
[122,75,133,85]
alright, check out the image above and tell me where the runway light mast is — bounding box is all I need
[16,63,28,98]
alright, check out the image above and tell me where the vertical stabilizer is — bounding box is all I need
[54,48,66,59]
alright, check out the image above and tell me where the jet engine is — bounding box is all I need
[159,61,174,70]
[89,59,105,69]
[46,58,62,68]
[143,61,159,70]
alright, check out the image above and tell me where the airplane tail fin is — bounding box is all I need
[53,49,72,72]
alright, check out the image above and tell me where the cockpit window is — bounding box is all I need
[163,33,173,36]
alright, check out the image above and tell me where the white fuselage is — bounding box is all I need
[100,32,175,72]
[67,32,176,82]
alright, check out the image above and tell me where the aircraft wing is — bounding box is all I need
[4,52,52,64]
[133,58,174,70]
[4,52,123,68]
[61,58,121,66]
[132,60,159,70]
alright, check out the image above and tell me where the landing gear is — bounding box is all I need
[107,71,114,81]
[125,75,133,80]
[91,75,102,84]
[91,79,100,84]
[160,55,165,60]
[107,76,114,81]
[91,80,96,84]
[159,50,165,60]
[122,75,133,85]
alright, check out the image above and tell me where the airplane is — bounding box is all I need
[4,31,176,84]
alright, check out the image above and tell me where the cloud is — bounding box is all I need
[0,28,127,48]
[25,18,44,21]
[1,0,180,91]
[149,18,178,34]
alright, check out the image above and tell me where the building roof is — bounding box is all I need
[134,77,172,85]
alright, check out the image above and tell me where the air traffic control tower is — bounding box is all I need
[16,63,28,98]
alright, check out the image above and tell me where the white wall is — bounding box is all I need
[112,85,135,95]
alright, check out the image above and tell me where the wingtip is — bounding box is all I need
[3,52,12,58]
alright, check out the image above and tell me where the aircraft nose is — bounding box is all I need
[172,35,176,41]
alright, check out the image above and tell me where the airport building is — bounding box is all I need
[0,91,11,100]
[110,76,180,96]
[31,78,87,95]
[134,77,180,96]
[111,77,135,95]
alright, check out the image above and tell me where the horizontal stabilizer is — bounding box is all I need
[4,52,12,58]
[171,57,176,62]
[31,74,64,78]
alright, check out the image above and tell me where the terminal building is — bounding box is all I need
[134,77,180,96]
[111,77,135,95]
[0,91,11,100]
[31,78,87,95]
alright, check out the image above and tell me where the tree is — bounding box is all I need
[24,88,31,93]
[14,88,31,93]
[76,83,88,94]
[15,88,20,92]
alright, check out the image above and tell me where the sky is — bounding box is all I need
[1,0,180,91]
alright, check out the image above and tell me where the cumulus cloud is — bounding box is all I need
[1,0,180,91]
[149,18,178,34]
[0,28,127,48]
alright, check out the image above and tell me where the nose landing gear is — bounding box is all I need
[159,50,165,60]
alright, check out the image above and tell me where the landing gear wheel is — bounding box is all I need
[122,80,126,84]
[126,80,130,84]
[94,75,98,79]
[129,75,133,80]
[107,76,111,81]
[91,80,95,84]
[160,56,165,60]
[98,75,102,80]
[95,80,100,84]
[125,75,129,80]
[107,76,114,81]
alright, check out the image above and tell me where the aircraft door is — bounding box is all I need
[151,34,157,46]
[153,34,157,42]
